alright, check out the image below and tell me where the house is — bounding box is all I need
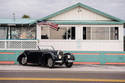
[0,3,125,64]
[36,2,125,51]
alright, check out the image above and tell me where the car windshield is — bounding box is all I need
[38,45,55,50]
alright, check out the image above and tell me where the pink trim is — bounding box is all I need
[72,53,100,55]
[105,53,125,55]
[73,62,100,64]
[105,62,125,64]
[0,52,15,54]
[0,61,15,64]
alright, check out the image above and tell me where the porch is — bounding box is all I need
[0,19,38,50]
[0,40,38,50]
[37,24,124,51]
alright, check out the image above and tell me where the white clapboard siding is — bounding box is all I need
[49,7,111,21]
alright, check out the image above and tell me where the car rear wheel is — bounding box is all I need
[65,62,73,68]
[47,58,54,68]
[19,56,27,65]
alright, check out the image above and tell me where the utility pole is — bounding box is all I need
[13,13,15,24]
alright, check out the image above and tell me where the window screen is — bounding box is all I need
[0,27,7,39]
[41,26,75,40]
[10,27,36,39]
[83,27,91,40]
[92,27,109,40]
[110,27,119,40]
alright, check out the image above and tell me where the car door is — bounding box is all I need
[28,50,40,63]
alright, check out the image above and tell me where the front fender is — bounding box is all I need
[64,53,75,60]
[46,52,57,60]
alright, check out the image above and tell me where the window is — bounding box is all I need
[10,27,36,39]
[110,27,119,40]
[71,27,75,39]
[0,27,7,39]
[50,27,67,39]
[10,27,21,39]
[41,26,75,40]
[83,27,119,40]
[63,27,75,40]
[41,26,49,39]
[83,27,91,40]
[92,27,109,40]
[0,26,36,40]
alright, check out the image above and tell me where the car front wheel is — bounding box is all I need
[19,56,27,65]
[47,58,54,68]
[65,62,73,68]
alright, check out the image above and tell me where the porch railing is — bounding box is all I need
[0,40,38,50]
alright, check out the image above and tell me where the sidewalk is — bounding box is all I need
[0,64,125,72]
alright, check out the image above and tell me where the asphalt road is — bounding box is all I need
[0,64,125,83]
[0,70,125,83]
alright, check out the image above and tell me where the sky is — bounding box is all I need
[0,0,125,20]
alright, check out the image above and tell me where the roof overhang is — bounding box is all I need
[0,19,37,25]
[47,20,124,25]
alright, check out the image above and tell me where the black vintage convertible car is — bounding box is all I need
[17,46,75,68]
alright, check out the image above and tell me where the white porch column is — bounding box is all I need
[36,24,41,40]
[118,24,124,51]
[119,25,124,41]
[76,25,83,40]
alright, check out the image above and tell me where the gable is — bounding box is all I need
[37,3,124,24]
[48,6,111,21]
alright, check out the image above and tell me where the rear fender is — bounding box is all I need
[17,52,27,62]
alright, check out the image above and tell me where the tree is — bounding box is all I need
[22,14,30,18]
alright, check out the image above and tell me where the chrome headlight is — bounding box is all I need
[67,55,71,58]
[58,55,62,59]
[57,50,63,59]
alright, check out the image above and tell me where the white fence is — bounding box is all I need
[0,40,38,50]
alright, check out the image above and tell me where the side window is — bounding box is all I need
[0,27,7,39]
[83,27,119,40]
[63,27,75,40]
[10,27,36,39]
[83,27,86,40]
[41,26,75,40]
[41,26,49,39]
[50,27,67,39]
[71,27,75,40]
[10,27,21,39]
[83,27,91,40]
[92,27,109,40]
[110,27,119,40]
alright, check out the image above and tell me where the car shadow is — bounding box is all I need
[24,63,67,69]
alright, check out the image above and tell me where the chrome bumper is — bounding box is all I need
[55,60,63,63]
[67,60,73,63]
[55,60,74,63]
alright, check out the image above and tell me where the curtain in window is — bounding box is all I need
[92,27,109,40]
[0,27,7,39]
[41,26,75,40]
[110,27,119,40]
[10,27,36,39]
